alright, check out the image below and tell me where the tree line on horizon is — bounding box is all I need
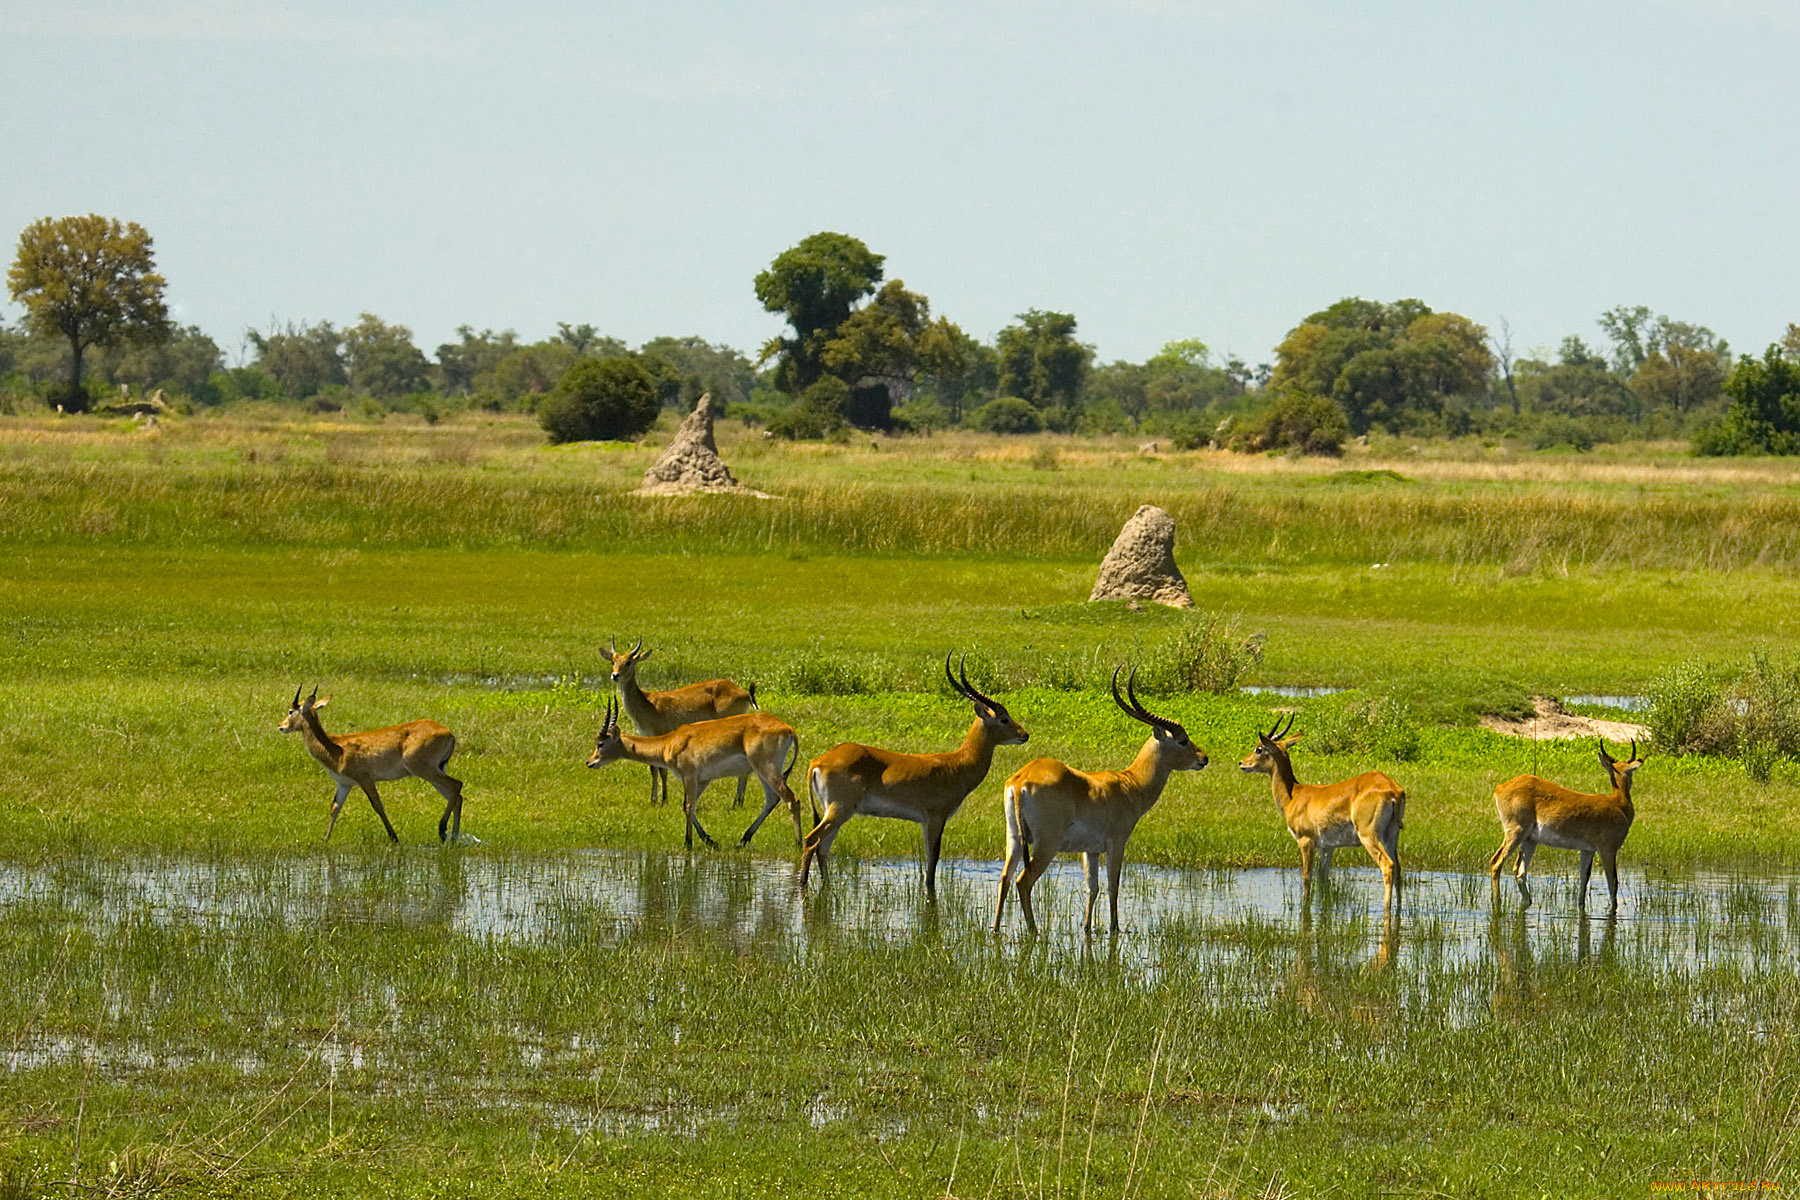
[6,215,1799,456]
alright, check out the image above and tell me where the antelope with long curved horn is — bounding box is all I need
[801,652,1029,900]
[993,666,1207,935]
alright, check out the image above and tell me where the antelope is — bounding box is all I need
[277,686,466,844]
[608,637,759,808]
[993,667,1207,935]
[1239,714,1404,907]
[1489,738,1640,911]
[587,697,807,850]
[800,653,1029,900]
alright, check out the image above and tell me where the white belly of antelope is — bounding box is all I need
[861,794,923,823]
[1531,823,1595,853]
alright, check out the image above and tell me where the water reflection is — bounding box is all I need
[2,851,1796,979]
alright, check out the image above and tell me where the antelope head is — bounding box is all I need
[1239,713,1300,776]
[278,685,329,734]
[946,651,1029,746]
[606,636,653,684]
[588,698,627,768]
[1597,738,1643,795]
[1112,666,1206,771]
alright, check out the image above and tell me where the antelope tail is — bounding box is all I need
[747,682,759,710]
[807,766,824,829]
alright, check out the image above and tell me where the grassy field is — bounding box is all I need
[3,409,1799,1196]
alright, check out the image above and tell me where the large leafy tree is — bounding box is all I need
[639,336,758,408]
[1695,346,1800,456]
[819,280,969,428]
[755,232,885,395]
[1270,297,1490,434]
[109,324,222,396]
[435,326,519,395]
[1517,337,1638,418]
[342,312,431,398]
[8,214,169,411]
[994,309,1092,426]
[248,321,346,399]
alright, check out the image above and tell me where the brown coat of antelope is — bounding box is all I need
[278,686,466,844]
[801,653,1029,900]
[1239,714,1404,906]
[587,697,808,850]
[1489,738,1640,911]
[608,636,758,807]
[993,667,1207,935]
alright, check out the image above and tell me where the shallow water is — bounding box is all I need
[2,848,1794,978]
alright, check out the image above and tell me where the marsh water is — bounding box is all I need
[3,847,1793,978]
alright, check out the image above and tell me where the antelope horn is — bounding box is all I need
[307,685,319,706]
[958,655,1001,712]
[292,685,302,708]
[607,635,616,656]
[631,637,644,658]
[945,650,968,698]
[1630,738,1638,760]
[1277,713,1296,740]
[1126,670,1182,735]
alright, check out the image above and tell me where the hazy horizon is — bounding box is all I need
[4,0,1796,368]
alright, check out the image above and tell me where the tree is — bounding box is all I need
[994,309,1092,425]
[343,313,431,398]
[248,320,346,399]
[110,324,222,397]
[537,355,660,443]
[1270,297,1490,434]
[554,322,627,359]
[8,214,169,411]
[435,326,519,395]
[1694,346,1800,456]
[755,232,885,395]
[638,336,757,408]
[1516,338,1637,418]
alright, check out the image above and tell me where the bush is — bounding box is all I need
[1306,693,1422,764]
[969,396,1042,434]
[771,649,880,695]
[538,355,660,444]
[1693,345,1800,456]
[1144,612,1266,694]
[1648,654,1800,780]
[767,376,850,440]
[1646,659,1730,757]
[1231,391,1349,456]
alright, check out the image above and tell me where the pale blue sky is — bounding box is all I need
[4,0,1795,368]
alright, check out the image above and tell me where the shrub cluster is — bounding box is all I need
[1142,613,1266,694]
[1648,653,1800,780]
[1305,693,1423,764]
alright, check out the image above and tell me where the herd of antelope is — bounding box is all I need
[279,639,1644,929]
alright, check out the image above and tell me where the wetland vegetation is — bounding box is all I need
[4,411,1800,1196]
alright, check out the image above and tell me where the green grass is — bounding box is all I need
[5,410,1800,1196]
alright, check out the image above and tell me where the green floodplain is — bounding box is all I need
[4,410,1800,1197]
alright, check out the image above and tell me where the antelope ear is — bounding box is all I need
[1596,749,1612,772]
[635,648,655,662]
[1278,735,1302,750]
[313,696,331,711]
